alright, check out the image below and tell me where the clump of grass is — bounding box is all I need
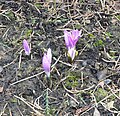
[93,39,104,47]
[65,72,80,89]
[94,88,108,102]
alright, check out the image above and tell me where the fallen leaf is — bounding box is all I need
[93,108,100,116]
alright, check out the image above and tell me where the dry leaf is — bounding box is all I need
[93,108,100,116]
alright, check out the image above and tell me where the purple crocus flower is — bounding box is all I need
[64,29,82,61]
[64,29,82,49]
[42,48,52,77]
[23,39,31,55]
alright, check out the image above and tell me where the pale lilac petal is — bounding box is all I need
[42,48,52,77]
[23,39,30,55]
[64,30,74,48]
[64,30,70,48]
[47,48,52,63]
[64,30,82,49]
[68,37,74,48]
[42,54,50,73]
[71,30,82,46]
[71,30,79,39]
[68,48,76,61]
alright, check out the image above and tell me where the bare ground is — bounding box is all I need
[0,0,120,116]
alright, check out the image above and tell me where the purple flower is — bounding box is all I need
[42,48,52,77]
[23,39,31,55]
[64,29,82,49]
[64,29,81,61]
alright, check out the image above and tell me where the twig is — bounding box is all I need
[66,93,79,104]
[10,71,44,86]
[14,95,44,116]
[81,89,120,115]
[53,57,72,67]
[62,83,95,94]
[78,44,88,56]
[10,56,60,85]
[18,50,23,69]
[3,56,18,68]
[0,103,8,116]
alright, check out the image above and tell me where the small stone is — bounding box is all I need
[0,86,3,93]
[97,69,107,81]
[85,20,91,24]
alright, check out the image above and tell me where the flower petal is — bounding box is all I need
[68,48,76,61]
[42,54,50,73]
[71,30,82,46]
[42,48,52,77]
[64,30,70,48]
[23,39,30,55]
[47,48,52,63]
[71,30,79,39]
[64,30,74,48]
[64,30,82,49]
